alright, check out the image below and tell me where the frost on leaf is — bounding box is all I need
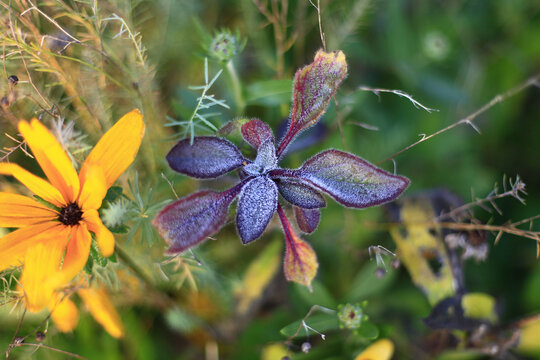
[241,119,274,149]
[237,176,278,244]
[291,150,409,208]
[278,207,318,290]
[243,139,277,176]
[277,50,347,156]
[276,179,326,209]
[153,189,239,253]
[166,136,246,178]
[294,207,320,234]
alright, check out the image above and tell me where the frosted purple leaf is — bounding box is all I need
[153,188,240,253]
[294,206,320,234]
[166,136,246,178]
[272,150,409,208]
[276,179,326,209]
[236,176,278,244]
[243,139,277,176]
[241,119,274,149]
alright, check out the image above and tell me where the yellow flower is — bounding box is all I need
[51,282,124,338]
[354,339,394,360]
[0,109,145,312]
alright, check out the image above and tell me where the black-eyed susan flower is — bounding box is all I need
[0,109,144,313]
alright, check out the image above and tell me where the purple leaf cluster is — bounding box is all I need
[154,50,410,286]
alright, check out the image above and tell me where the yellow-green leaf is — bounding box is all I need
[461,292,497,323]
[284,232,318,291]
[235,240,281,314]
[389,199,456,305]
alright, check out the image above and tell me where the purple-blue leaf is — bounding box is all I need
[276,179,326,209]
[272,150,409,208]
[243,139,277,176]
[294,206,320,234]
[153,187,240,253]
[241,119,274,149]
[236,176,278,244]
[166,136,246,178]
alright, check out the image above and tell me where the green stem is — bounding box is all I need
[226,59,245,115]
[114,244,155,290]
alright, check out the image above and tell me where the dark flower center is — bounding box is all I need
[58,203,83,226]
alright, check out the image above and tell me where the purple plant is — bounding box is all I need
[153,50,409,288]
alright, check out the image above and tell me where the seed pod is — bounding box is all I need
[35,331,45,342]
[375,267,386,278]
[1,96,9,108]
[8,75,18,86]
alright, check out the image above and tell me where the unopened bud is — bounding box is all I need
[375,267,386,278]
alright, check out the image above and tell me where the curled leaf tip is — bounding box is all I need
[277,49,348,156]
[241,119,274,149]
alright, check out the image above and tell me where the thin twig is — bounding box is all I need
[308,0,326,51]
[377,73,540,165]
[358,86,438,113]
[366,216,540,245]
[16,343,87,359]
[21,1,82,44]
[437,176,527,221]
[7,0,51,109]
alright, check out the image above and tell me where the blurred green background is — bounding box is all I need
[1,0,540,359]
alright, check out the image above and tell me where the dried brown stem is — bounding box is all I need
[437,176,527,221]
[252,0,295,77]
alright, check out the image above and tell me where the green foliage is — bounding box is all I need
[1,0,540,359]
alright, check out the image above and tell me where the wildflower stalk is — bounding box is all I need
[226,59,245,114]
[114,244,156,291]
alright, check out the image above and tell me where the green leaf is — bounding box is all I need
[355,320,379,339]
[165,307,201,333]
[245,79,293,106]
[344,261,397,302]
[104,186,123,203]
[280,313,340,337]
[108,224,129,234]
[292,281,338,309]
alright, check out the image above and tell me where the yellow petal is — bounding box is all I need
[78,165,107,210]
[355,339,395,360]
[0,222,67,271]
[50,294,79,333]
[518,316,540,352]
[0,163,65,207]
[20,232,71,312]
[84,209,114,257]
[48,224,91,289]
[78,286,124,338]
[18,119,80,203]
[0,192,57,227]
[81,109,145,188]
